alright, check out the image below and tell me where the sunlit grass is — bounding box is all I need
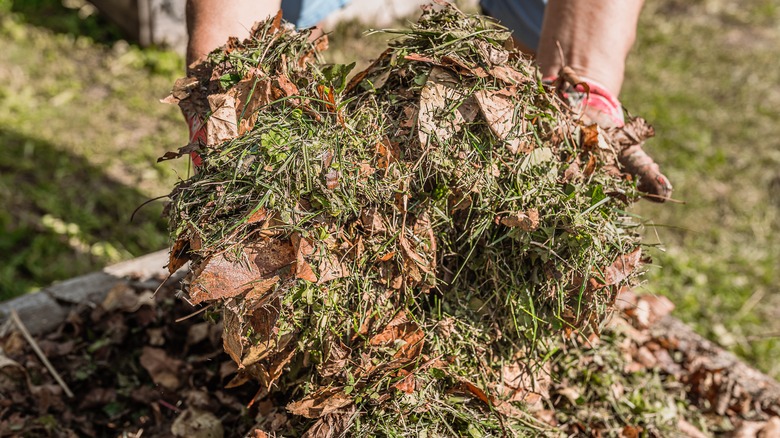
[623,0,780,377]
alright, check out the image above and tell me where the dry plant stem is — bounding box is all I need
[10,309,74,398]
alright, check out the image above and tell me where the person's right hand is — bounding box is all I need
[554,75,673,202]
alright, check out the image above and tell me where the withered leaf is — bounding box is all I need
[301,409,355,438]
[601,248,642,287]
[244,276,280,303]
[393,326,425,361]
[206,94,239,146]
[161,77,199,105]
[291,233,318,282]
[489,65,529,86]
[500,209,540,231]
[275,75,299,98]
[230,76,272,135]
[318,339,351,378]
[399,235,432,274]
[324,170,340,189]
[139,346,183,390]
[317,254,349,284]
[474,89,532,154]
[393,370,416,394]
[189,240,294,304]
[168,237,190,274]
[375,137,399,170]
[223,305,245,366]
[170,407,224,438]
[287,388,352,419]
[418,67,467,147]
[361,209,386,235]
[241,341,275,369]
[496,360,551,405]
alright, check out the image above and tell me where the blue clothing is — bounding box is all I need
[480,0,547,50]
[281,0,547,49]
[281,0,351,28]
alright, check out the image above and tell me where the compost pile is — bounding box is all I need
[163,3,654,435]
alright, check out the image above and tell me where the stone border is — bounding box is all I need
[3,249,779,409]
[0,250,177,335]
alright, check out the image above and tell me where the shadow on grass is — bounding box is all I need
[8,0,126,45]
[0,129,170,300]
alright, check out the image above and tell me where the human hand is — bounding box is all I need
[551,74,673,202]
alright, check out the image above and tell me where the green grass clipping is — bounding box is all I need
[163,4,656,435]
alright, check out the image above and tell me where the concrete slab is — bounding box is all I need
[0,249,172,335]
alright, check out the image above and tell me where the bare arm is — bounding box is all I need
[186,0,282,69]
[536,0,644,96]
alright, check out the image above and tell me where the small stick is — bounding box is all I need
[174,304,212,323]
[10,309,74,398]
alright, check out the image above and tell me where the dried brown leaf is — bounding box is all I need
[189,240,294,304]
[139,346,184,390]
[317,254,349,284]
[318,339,351,378]
[168,237,190,274]
[302,409,355,438]
[287,388,353,419]
[601,248,642,287]
[206,94,238,145]
[171,407,224,438]
[223,305,245,366]
[399,235,432,274]
[418,67,466,147]
[393,370,417,394]
[230,76,272,135]
[496,361,551,405]
[489,65,529,86]
[500,209,540,231]
[474,89,532,154]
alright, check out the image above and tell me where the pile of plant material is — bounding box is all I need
[162,2,656,435]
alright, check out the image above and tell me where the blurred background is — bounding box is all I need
[0,0,777,378]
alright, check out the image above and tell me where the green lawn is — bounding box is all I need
[0,0,778,379]
[0,0,187,297]
[623,0,780,378]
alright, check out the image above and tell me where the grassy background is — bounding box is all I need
[0,0,778,378]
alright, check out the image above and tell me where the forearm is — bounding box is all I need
[536,0,644,96]
[186,0,282,69]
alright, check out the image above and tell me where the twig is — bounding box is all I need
[10,309,74,398]
[175,304,213,323]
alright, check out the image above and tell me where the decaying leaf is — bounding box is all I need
[317,253,350,284]
[318,339,351,378]
[206,94,239,145]
[189,240,294,304]
[495,360,551,405]
[474,89,533,154]
[171,407,224,438]
[598,248,643,288]
[500,209,540,231]
[139,346,184,390]
[287,387,353,419]
[230,76,273,135]
[168,237,190,274]
[418,67,467,147]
